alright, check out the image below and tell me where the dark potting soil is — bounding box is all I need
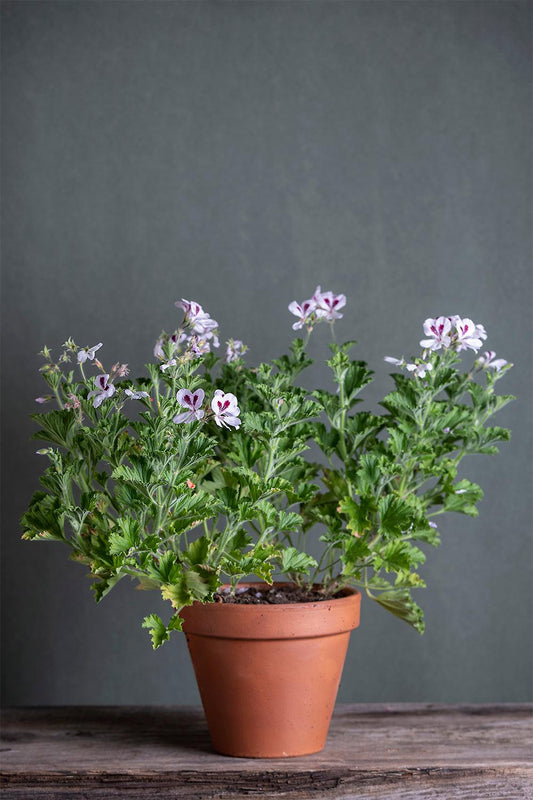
[213,586,341,605]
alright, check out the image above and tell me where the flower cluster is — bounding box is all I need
[475,351,510,372]
[420,316,487,353]
[288,286,346,330]
[173,387,241,429]
[384,357,433,378]
[384,316,511,380]
[77,342,103,364]
[225,339,247,364]
[155,298,241,370]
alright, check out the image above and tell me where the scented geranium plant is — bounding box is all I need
[22,290,513,646]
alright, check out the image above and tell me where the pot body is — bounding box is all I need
[180,583,361,758]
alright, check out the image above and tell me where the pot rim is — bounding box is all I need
[180,582,361,640]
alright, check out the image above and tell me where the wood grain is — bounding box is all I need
[1,704,532,798]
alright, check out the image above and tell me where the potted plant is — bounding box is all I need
[22,289,513,757]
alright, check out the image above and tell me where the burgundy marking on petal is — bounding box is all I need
[184,394,192,406]
[222,400,230,411]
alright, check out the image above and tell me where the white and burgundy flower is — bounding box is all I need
[313,286,346,321]
[288,297,317,330]
[175,298,206,325]
[125,388,150,400]
[406,361,433,378]
[186,335,212,356]
[176,298,219,343]
[385,356,432,377]
[154,332,187,359]
[173,388,205,424]
[420,317,453,351]
[211,389,241,429]
[452,318,484,353]
[78,342,103,364]
[476,351,509,371]
[384,356,407,367]
[35,396,50,404]
[225,339,247,363]
[474,323,488,342]
[160,358,177,372]
[88,374,116,408]
[192,314,219,342]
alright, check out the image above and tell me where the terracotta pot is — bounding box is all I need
[180,583,361,758]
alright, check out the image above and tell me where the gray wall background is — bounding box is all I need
[2,0,531,706]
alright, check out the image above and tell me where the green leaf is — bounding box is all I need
[30,410,78,448]
[91,573,124,603]
[371,588,425,633]
[341,536,371,570]
[21,492,64,541]
[184,536,209,566]
[378,495,413,537]
[343,362,374,402]
[355,454,382,496]
[339,497,372,536]
[277,510,303,532]
[108,518,140,555]
[147,552,181,584]
[280,547,318,575]
[373,540,426,573]
[142,614,170,649]
[443,480,483,516]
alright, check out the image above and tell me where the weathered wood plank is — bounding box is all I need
[1,704,532,799]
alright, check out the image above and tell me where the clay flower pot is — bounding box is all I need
[180,583,361,758]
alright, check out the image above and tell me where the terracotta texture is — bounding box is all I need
[181,583,361,758]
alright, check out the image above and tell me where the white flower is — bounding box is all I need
[476,351,510,371]
[385,356,433,377]
[154,332,187,359]
[288,297,317,330]
[87,374,116,408]
[420,317,453,351]
[474,323,488,342]
[313,285,346,321]
[187,335,212,356]
[453,318,484,353]
[226,339,247,363]
[78,343,103,364]
[175,298,206,327]
[176,298,219,344]
[384,356,406,367]
[160,358,177,372]
[173,388,205,424]
[406,361,434,378]
[211,389,241,429]
[125,389,150,400]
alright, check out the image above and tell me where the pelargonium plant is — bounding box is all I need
[23,289,513,647]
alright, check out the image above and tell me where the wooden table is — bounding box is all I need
[1,704,532,798]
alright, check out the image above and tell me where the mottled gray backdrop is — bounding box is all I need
[2,0,531,706]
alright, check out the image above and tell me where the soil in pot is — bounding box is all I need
[213,584,344,605]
